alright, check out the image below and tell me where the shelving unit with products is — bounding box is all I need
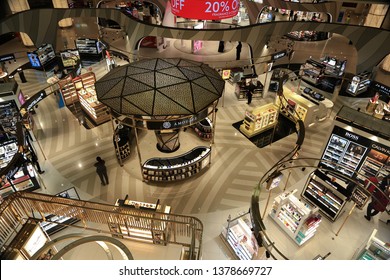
[239,103,278,138]
[346,72,371,96]
[220,212,259,260]
[113,125,132,162]
[191,117,212,140]
[320,131,367,178]
[75,72,111,125]
[269,189,322,246]
[275,89,318,127]
[39,214,79,236]
[142,146,211,182]
[58,76,78,106]
[110,197,171,245]
[301,170,349,221]
[234,78,263,100]
[354,229,390,260]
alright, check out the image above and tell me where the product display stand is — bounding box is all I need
[239,103,278,138]
[113,125,131,162]
[111,197,171,245]
[191,117,212,140]
[269,189,322,246]
[220,211,259,260]
[301,170,348,221]
[353,229,390,260]
[39,214,79,236]
[142,146,211,182]
[75,72,110,125]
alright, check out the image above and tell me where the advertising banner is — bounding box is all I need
[171,0,240,20]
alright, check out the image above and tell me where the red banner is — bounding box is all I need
[171,0,240,20]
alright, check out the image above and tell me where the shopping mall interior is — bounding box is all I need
[0,0,389,261]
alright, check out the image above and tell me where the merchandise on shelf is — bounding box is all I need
[191,117,212,140]
[234,78,263,100]
[239,103,278,138]
[346,72,371,96]
[354,229,390,260]
[113,125,131,161]
[301,170,349,221]
[142,146,211,182]
[275,88,318,127]
[60,72,110,125]
[221,213,259,260]
[269,189,322,246]
[112,197,171,245]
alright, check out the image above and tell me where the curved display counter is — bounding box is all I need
[142,146,211,182]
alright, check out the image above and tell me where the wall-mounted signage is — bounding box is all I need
[271,50,287,61]
[0,53,15,63]
[171,0,240,20]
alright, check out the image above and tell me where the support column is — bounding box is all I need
[7,0,34,47]
[52,0,73,28]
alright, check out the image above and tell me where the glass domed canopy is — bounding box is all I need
[95,58,225,116]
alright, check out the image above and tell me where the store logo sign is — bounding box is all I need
[345,132,358,141]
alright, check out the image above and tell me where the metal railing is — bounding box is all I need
[0,191,203,260]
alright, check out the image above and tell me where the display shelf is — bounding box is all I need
[301,170,348,221]
[221,214,258,260]
[275,89,318,127]
[320,132,367,181]
[142,146,211,182]
[234,79,263,100]
[239,103,278,138]
[111,198,171,245]
[39,214,79,236]
[354,229,390,260]
[75,72,110,125]
[269,190,321,246]
[113,125,131,161]
[191,117,212,140]
[59,76,78,106]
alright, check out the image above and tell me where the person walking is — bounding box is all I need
[364,176,390,221]
[94,156,109,185]
[236,41,242,60]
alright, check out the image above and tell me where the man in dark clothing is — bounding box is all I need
[94,156,109,185]
[364,176,389,221]
[236,42,242,60]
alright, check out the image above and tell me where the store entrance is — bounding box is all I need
[233,113,296,148]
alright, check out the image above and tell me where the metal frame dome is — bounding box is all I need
[95,58,225,116]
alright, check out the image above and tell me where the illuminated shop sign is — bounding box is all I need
[271,50,287,61]
[171,0,240,20]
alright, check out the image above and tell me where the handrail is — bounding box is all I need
[0,191,203,260]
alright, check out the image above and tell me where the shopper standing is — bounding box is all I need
[218,41,225,53]
[236,42,242,60]
[364,185,390,221]
[246,90,253,105]
[94,156,109,185]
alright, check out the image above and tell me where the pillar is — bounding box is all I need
[7,0,34,47]
[52,0,73,28]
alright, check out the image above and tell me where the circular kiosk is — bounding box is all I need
[95,58,225,182]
